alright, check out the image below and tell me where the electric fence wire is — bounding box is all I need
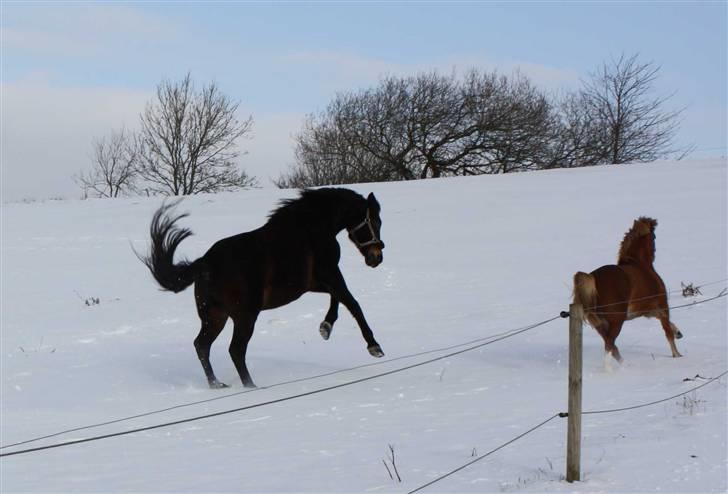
[2,280,725,456]
[406,370,728,493]
[0,315,562,458]
[0,316,557,451]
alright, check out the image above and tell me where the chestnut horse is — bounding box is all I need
[573,217,683,364]
[140,188,385,388]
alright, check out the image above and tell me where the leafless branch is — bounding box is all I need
[136,73,257,195]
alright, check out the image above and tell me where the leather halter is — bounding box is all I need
[348,210,381,248]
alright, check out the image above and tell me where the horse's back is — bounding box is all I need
[197,225,318,312]
[203,230,262,272]
[591,264,631,309]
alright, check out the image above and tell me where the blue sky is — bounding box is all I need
[2,1,726,201]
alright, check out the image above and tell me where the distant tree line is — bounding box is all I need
[77,54,690,197]
[76,73,257,198]
[276,53,690,188]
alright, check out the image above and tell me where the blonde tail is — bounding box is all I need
[573,271,601,328]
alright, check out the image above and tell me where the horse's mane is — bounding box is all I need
[617,217,657,265]
[267,187,364,225]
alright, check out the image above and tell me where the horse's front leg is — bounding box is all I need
[323,269,384,357]
[319,295,339,341]
[659,316,683,358]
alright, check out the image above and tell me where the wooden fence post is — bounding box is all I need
[566,303,583,483]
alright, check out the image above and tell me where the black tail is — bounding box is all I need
[139,201,199,293]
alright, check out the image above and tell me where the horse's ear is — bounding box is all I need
[367,192,380,210]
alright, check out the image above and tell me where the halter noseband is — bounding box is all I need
[348,210,381,248]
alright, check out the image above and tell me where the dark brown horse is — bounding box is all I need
[140,188,385,388]
[573,217,683,364]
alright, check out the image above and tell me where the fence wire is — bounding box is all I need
[5,280,723,453]
[0,315,562,458]
[407,369,727,493]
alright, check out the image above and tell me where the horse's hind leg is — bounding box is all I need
[589,316,621,366]
[319,295,339,341]
[604,317,625,365]
[670,321,683,339]
[658,315,683,357]
[607,342,623,364]
[229,312,259,388]
[194,306,229,389]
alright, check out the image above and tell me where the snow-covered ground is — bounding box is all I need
[1,159,726,493]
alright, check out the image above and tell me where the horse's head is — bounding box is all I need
[635,217,657,255]
[348,192,385,268]
[618,217,658,265]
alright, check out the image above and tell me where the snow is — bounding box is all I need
[1,159,726,493]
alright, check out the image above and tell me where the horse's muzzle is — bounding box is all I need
[365,247,383,267]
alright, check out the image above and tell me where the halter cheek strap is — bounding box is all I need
[348,210,381,248]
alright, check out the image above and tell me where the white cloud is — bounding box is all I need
[282,50,580,94]
[2,27,94,57]
[0,79,303,201]
[284,51,406,88]
[504,62,581,91]
[2,4,179,58]
[242,112,305,186]
[1,80,150,202]
[677,104,727,156]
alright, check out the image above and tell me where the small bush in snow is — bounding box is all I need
[681,282,702,298]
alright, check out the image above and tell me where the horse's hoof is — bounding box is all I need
[368,345,385,358]
[243,380,257,389]
[209,381,229,389]
[319,321,332,341]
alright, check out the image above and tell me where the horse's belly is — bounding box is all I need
[260,251,315,310]
[261,286,307,311]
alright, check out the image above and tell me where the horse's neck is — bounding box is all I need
[308,207,352,236]
[618,244,654,267]
[305,196,362,235]
[331,200,360,233]
[618,259,655,272]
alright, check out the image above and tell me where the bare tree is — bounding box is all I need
[278,70,557,188]
[411,71,474,178]
[458,70,554,174]
[278,57,691,189]
[275,111,392,188]
[277,77,419,188]
[75,128,138,198]
[580,53,687,164]
[335,77,420,180]
[541,91,605,169]
[136,73,257,195]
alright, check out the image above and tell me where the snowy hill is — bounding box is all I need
[1,159,726,493]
